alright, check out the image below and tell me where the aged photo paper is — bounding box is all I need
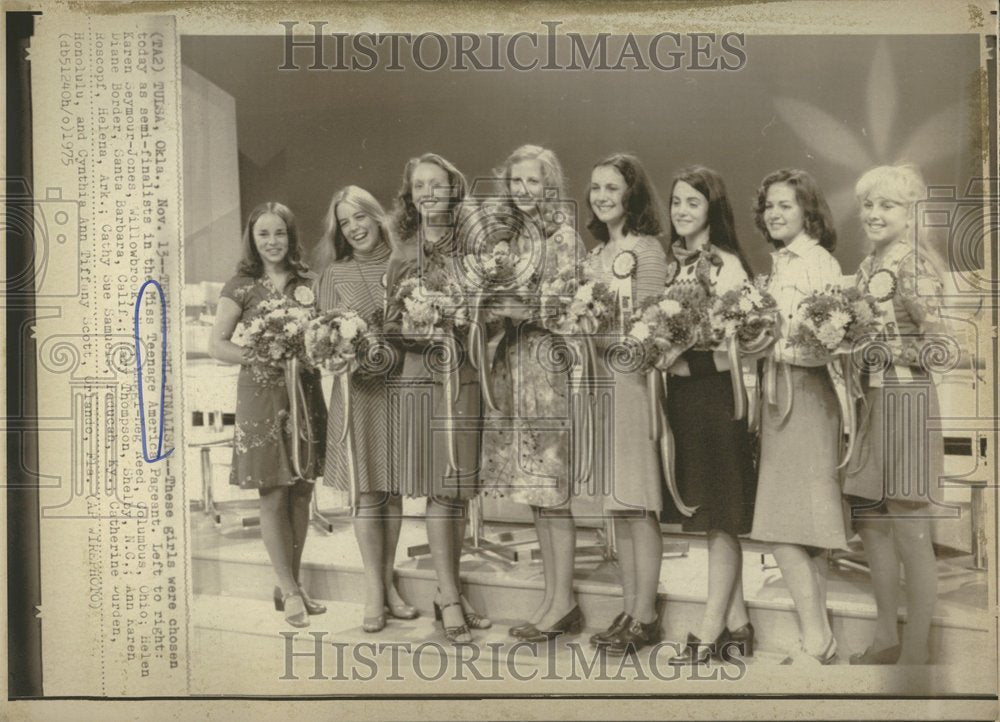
[4,0,998,719]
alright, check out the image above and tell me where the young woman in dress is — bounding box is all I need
[843,164,945,665]
[315,185,418,633]
[383,153,489,644]
[585,153,670,656]
[660,166,758,665]
[479,144,586,641]
[749,169,849,664]
[209,202,328,627]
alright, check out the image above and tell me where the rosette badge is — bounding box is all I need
[866,269,897,303]
[294,285,315,306]
[612,249,637,279]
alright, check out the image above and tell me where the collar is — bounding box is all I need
[772,231,818,259]
[353,242,391,263]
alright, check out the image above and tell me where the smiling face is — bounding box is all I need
[411,161,451,221]
[252,212,289,269]
[509,158,545,215]
[860,193,910,248]
[671,180,710,243]
[589,165,627,229]
[336,200,380,254]
[763,182,805,243]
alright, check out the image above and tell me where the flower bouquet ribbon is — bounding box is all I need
[283,356,316,482]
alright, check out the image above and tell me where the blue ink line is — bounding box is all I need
[134,279,174,463]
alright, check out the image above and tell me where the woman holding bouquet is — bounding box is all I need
[315,185,417,633]
[209,202,328,628]
[479,144,587,642]
[586,153,671,656]
[383,153,488,644]
[843,164,945,665]
[661,166,758,665]
[749,169,849,664]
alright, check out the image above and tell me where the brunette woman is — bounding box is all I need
[315,185,417,633]
[209,202,327,627]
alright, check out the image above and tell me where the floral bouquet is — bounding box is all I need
[538,260,616,336]
[231,296,315,370]
[394,269,470,339]
[787,285,883,358]
[627,292,705,372]
[303,309,378,374]
[708,278,780,353]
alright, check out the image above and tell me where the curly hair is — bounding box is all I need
[586,153,663,243]
[236,201,311,279]
[752,168,837,251]
[391,153,468,244]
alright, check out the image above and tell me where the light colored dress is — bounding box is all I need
[222,273,327,489]
[479,222,585,508]
[589,235,669,514]
[315,243,394,494]
[750,232,850,549]
[843,238,947,511]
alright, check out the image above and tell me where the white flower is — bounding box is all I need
[492,241,510,257]
[658,298,682,315]
[630,321,651,341]
[828,309,851,330]
[737,297,754,313]
[745,285,763,306]
[294,286,315,306]
[340,317,361,341]
[575,283,595,304]
[817,322,846,348]
[283,321,300,336]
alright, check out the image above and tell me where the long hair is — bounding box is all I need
[586,153,663,243]
[317,185,393,265]
[236,201,310,278]
[495,144,569,232]
[669,165,752,276]
[391,153,468,244]
[753,168,837,251]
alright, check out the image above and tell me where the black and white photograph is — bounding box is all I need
[5,1,998,718]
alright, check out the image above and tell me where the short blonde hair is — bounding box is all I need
[855,164,927,206]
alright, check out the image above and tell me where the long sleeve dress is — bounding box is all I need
[750,233,851,549]
[315,243,395,495]
[222,273,327,489]
[589,234,670,514]
[842,238,947,513]
[479,222,585,508]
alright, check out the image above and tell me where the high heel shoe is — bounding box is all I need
[509,621,538,639]
[519,605,584,643]
[275,590,309,628]
[667,631,727,665]
[460,594,492,630]
[273,586,327,616]
[849,643,901,665]
[723,622,755,659]
[603,616,662,656]
[434,600,473,645]
[362,610,386,633]
[590,612,632,647]
[780,635,838,665]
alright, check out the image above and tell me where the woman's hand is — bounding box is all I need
[490,296,534,321]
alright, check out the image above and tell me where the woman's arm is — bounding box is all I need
[208,296,247,365]
[896,252,948,367]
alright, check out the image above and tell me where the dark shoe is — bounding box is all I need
[509,621,537,639]
[603,617,662,656]
[362,612,386,633]
[434,600,473,645]
[667,632,722,665]
[519,606,585,643]
[590,612,632,647]
[723,622,755,659]
[850,644,901,665]
[298,587,327,616]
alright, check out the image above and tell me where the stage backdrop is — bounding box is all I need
[180,33,982,283]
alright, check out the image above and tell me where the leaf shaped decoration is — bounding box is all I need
[866,41,897,161]
[897,103,968,166]
[774,97,874,170]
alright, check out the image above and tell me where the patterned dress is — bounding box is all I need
[383,234,481,501]
[843,239,947,512]
[589,235,670,514]
[222,274,327,490]
[315,243,395,494]
[479,222,585,508]
[661,242,758,535]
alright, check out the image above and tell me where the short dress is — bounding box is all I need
[842,240,947,515]
[315,243,396,495]
[383,236,481,502]
[661,243,757,535]
[749,234,850,549]
[589,235,669,514]
[479,222,585,508]
[222,274,327,490]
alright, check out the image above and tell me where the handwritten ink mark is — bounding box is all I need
[134,279,174,463]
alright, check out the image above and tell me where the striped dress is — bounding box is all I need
[315,243,394,494]
[589,235,669,513]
